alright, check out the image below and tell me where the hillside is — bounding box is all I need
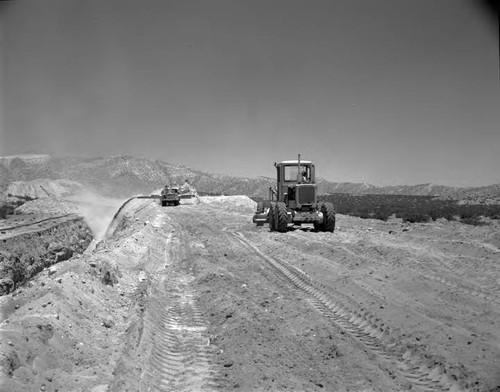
[0,155,272,198]
[1,154,499,202]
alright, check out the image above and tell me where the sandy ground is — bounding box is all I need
[1,196,499,391]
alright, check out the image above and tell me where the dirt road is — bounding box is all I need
[1,196,499,391]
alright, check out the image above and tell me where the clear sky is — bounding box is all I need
[1,0,499,186]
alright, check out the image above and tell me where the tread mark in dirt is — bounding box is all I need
[419,271,500,306]
[140,279,217,392]
[230,231,463,392]
[411,252,500,306]
[288,230,500,306]
[138,229,217,392]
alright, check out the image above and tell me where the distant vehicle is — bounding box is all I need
[160,186,180,206]
[253,154,335,232]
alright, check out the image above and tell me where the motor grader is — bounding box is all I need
[160,185,180,206]
[253,154,335,232]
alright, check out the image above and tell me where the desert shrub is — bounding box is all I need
[199,191,224,196]
[428,209,441,221]
[357,211,372,219]
[400,212,431,223]
[460,216,486,226]
[0,204,7,219]
[373,211,390,221]
[318,193,500,223]
[459,209,475,220]
[17,195,35,202]
[0,203,20,219]
[0,199,26,219]
[484,206,500,219]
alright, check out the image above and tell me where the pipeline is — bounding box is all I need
[103,191,200,239]
[104,195,159,238]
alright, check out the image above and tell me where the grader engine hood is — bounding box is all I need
[295,184,315,205]
[286,184,316,209]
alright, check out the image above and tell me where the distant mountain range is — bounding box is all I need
[1,154,499,203]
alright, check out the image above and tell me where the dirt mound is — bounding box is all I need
[6,179,84,199]
[15,198,80,215]
[198,195,256,210]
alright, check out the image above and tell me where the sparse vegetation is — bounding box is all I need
[0,203,8,219]
[0,196,35,219]
[317,194,500,225]
[399,212,431,224]
[198,191,224,196]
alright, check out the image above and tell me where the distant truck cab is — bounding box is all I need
[253,154,335,232]
[160,186,180,206]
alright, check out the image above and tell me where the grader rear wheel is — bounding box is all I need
[323,202,336,232]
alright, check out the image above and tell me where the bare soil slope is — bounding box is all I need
[1,196,499,391]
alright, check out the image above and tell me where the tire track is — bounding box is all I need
[139,228,217,392]
[289,230,500,306]
[409,249,500,306]
[141,279,216,392]
[402,242,500,304]
[230,231,463,392]
[419,271,500,306]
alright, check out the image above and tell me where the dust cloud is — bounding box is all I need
[65,191,124,241]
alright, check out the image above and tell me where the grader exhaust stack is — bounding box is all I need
[297,153,301,184]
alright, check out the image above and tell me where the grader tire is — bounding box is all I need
[276,202,288,232]
[324,202,336,232]
[269,203,276,231]
[314,203,323,231]
[321,202,336,232]
[314,202,335,232]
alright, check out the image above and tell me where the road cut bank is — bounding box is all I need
[0,215,93,295]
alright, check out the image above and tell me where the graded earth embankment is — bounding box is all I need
[0,215,92,295]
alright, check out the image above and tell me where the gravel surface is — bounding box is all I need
[1,196,499,391]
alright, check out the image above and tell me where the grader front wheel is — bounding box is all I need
[275,202,288,232]
[314,202,335,232]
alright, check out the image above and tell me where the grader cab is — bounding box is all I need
[253,154,335,232]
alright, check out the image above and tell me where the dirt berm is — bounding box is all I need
[1,195,499,391]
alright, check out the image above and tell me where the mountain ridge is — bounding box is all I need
[1,154,499,202]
